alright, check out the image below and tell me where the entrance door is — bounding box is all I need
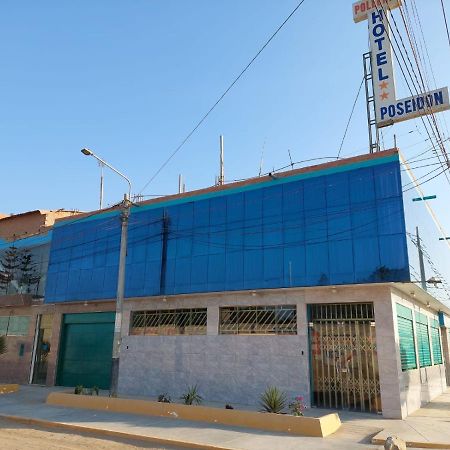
[32,314,53,385]
[309,303,381,413]
[57,312,115,390]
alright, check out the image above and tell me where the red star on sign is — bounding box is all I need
[379,81,389,90]
[380,92,389,100]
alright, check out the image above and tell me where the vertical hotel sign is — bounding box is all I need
[353,0,450,128]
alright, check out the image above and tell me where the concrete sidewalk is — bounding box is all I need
[0,386,377,450]
[2,386,450,449]
[371,390,450,448]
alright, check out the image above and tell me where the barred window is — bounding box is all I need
[130,308,207,336]
[219,305,297,335]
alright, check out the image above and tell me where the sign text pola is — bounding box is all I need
[353,0,450,129]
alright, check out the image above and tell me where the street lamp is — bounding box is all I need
[81,148,132,202]
[80,147,132,397]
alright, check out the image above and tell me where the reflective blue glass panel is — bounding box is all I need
[45,155,410,303]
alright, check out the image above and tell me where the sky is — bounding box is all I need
[1,2,450,239]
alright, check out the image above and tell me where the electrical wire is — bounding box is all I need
[406,0,450,138]
[378,2,450,186]
[440,0,450,50]
[138,0,309,195]
[337,77,364,159]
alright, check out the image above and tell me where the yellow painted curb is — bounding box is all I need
[372,433,450,449]
[0,414,231,450]
[47,392,341,437]
[0,384,19,394]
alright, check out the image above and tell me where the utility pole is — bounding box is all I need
[416,226,427,291]
[80,148,132,397]
[110,194,131,397]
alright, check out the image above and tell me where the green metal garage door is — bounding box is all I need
[57,312,115,390]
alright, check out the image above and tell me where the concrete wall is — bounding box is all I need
[119,291,309,407]
[118,285,394,410]
[0,210,80,241]
[391,288,447,418]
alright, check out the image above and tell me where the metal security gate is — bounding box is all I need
[309,303,381,413]
[57,312,115,390]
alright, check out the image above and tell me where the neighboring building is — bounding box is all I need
[0,209,80,242]
[0,209,84,384]
[1,150,449,420]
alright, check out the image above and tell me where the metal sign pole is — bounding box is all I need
[363,52,380,153]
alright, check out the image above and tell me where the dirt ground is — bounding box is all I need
[0,418,191,450]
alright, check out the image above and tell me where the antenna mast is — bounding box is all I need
[218,135,225,185]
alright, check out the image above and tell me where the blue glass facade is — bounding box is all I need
[0,233,51,298]
[45,153,410,303]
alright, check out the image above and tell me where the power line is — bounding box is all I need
[440,0,450,50]
[379,2,450,186]
[405,0,450,138]
[138,0,309,195]
[402,166,449,193]
[337,77,364,159]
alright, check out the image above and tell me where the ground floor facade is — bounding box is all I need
[1,283,449,419]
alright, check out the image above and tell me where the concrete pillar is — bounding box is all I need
[47,311,62,385]
[207,305,219,336]
[374,293,404,419]
[441,325,450,386]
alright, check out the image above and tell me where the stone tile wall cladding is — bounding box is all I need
[118,285,400,411]
[120,334,307,407]
[119,291,308,407]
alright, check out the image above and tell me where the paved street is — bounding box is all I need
[0,417,190,450]
[2,386,450,449]
[0,386,378,450]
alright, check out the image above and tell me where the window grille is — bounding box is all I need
[130,308,207,336]
[219,305,296,335]
[309,303,374,321]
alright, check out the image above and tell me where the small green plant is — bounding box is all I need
[0,336,6,355]
[289,395,306,416]
[74,385,84,395]
[89,386,99,396]
[181,385,203,405]
[158,393,171,403]
[259,386,287,414]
